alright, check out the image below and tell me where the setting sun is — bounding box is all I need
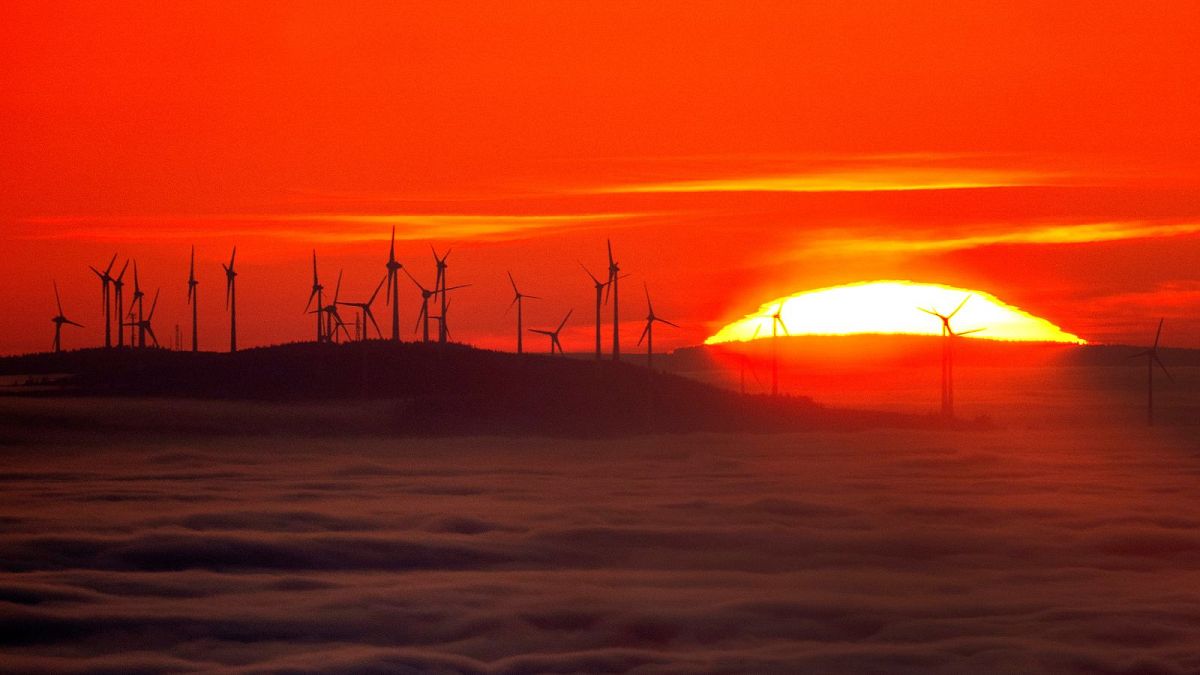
[706,281,1085,345]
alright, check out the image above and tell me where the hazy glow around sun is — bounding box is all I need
[705,280,1085,345]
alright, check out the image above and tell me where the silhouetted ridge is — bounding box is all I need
[0,342,932,435]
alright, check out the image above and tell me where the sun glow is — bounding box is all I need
[706,280,1085,345]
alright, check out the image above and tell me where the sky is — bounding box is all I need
[3,1,1199,355]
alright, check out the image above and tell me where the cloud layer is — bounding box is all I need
[2,407,1200,673]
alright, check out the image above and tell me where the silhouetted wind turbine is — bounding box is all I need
[606,240,621,361]
[507,271,540,354]
[305,250,324,343]
[769,303,789,396]
[124,289,161,347]
[186,247,199,351]
[581,263,610,360]
[50,281,84,353]
[222,247,237,352]
[919,295,983,418]
[432,246,451,343]
[338,274,387,341]
[131,261,146,347]
[313,269,350,343]
[89,253,117,348]
[530,309,573,355]
[1132,318,1173,426]
[637,283,679,371]
[405,268,437,343]
[112,259,129,348]
[385,226,403,341]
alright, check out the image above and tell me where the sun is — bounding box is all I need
[706,280,1085,345]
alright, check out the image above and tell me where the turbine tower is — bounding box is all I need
[607,240,620,361]
[337,274,387,341]
[112,260,130,348]
[507,271,539,354]
[770,303,789,396]
[1132,318,1173,426]
[581,263,609,360]
[222,247,237,353]
[305,250,324,343]
[385,227,403,341]
[88,253,117,348]
[529,309,573,355]
[187,246,199,351]
[919,295,984,419]
[637,283,679,371]
[431,246,451,343]
[50,281,84,353]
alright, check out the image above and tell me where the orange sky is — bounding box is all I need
[3,1,1199,354]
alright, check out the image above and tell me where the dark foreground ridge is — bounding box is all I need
[0,342,942,436]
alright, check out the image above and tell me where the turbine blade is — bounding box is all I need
[1153,354,1173,382]
[117,259,130,282]
[403,267,426,292]
[607,239,613,267]
[148,289,160,319]
[918,307,940,317]
[1129,349,1151,359]
[558,309,573,331]
[580,262,601,285]
[54,281,63,315]
[389,225,396,261]
[65,319,85,328]
[104,253,117,275]
[957,327,986,336]
[305,288,318,312]
[949,294,971,319]
[312,250,318,284]
[1154,318,1164,349]
[751,324,761,340]
[508,271,519,294]
[146,325,158,346]
[369,274,386,305]
[414,303,427,332]
[229,246,237,269]
[333,270,343,303]
[637,321,650,346]
[777,316,790,336]
[659,318,680,328]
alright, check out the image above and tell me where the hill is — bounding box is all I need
[0,342,940,436]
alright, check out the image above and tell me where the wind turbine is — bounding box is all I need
[919,295,984,419]
[581,263,610,360]
[305,250,324,343]
[507,271,539,354]
[186,247,199,351]
[637,283,679,371]
[606,240,621,361]
[131,261,146,347]
[112,260,130,348]
[767,303,791,396]
[1132,318,1173,426]
[88,253,117,348]
[50,281,84,353]
[431,246,451,343]
[312,269,350,343]
[385,226,403,341]
[222,247,237,353]
[405,268,437,343]
[530,309,573,355]
[125,289,160,347]
[337,274,387,341]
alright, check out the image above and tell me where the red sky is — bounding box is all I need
[3,1,1199,354]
